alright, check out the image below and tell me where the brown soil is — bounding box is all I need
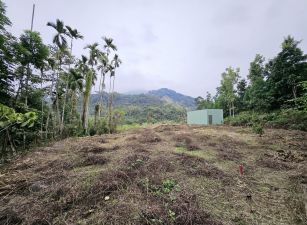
[0,125,306,225]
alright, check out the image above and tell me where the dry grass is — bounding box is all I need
[0,125,306,225]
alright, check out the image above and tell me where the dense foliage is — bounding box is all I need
[196,36,307,130]
[87,90,189,124]
[0,1,121,161]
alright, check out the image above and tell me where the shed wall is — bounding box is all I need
[187,109,223,125]
[206,109,223,125]
[187,110,207,125]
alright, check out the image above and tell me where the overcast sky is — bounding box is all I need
[4,0,307,97]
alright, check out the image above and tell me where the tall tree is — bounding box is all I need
[47,19,70,134]
[67,68,83,121]
[245,54,270,111]
[60,26,83,135]
[97,52,108,117]
[195,92,215,109]
[108,54,121,132]
[216,67,239,117]
[236,79,247,112]
[82,68,93,133]
[77,55,92,133]
[0,0,14,105]
[14,30,49,108]
[266,36,307,109]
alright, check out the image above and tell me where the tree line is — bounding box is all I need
[0,1,121,161]
[196,36,307,120]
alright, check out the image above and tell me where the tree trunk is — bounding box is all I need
[233,104,235,117]
[98,73,105,117]
[60,77,69,135]
[55,60,62,134]
[109,75,116,133]
[108,75,112,133]
[25,65,31,108]
[70,90,77,122]
[82,70,93,134]
[60,39,74,135]
[82,97,88,133]
[94,107,98,129]
[14,67,25,104]
[6,129,16,155]
[45,71,56,139]
[40,69,44,139]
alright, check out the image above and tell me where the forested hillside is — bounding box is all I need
[86,89,193,124]
[89,88,195,109]
[148,88,195,108]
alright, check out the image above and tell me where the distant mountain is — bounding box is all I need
[89,88,195,110]
[148,88,195,108]
[86,88,195,123]
[123,90,148,95]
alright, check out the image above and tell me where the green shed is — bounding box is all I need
[187,109,223,125]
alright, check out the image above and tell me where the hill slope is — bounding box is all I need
[90,88,195,109]
[148,88,195,108]
[87,88,195,123]
[1,125,306,224]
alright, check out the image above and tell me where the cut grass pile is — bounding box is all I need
[0,125,306,225]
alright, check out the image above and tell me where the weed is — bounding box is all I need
[252,123,264,136]
[162,179,177,194]
[168,209,176,222]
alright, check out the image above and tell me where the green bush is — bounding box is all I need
[87,118,108,136]
[226,109,307,131]
[252,123,264,136]
[224,111,257,126]
[63,124,84,137]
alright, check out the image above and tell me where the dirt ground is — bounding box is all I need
[0,125,306,225]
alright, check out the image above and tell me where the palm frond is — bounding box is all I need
[102,37,117,51]
[46,21,56,29]
[81,55,88,63]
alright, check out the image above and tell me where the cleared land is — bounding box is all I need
[0,125,306,225]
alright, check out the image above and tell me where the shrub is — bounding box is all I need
[226,109,307,131]
[224,111,257,126]
[252,123,264,136]
[89,127,96,136]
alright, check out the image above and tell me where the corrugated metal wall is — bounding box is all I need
[187,109,223,125]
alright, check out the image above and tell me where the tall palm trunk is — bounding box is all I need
[60,40,73,135]
[45,70,56,139]
[70,90,77,122]
[15,66,25,104]
[55,66,61,133]
[40,69,44,139]
[25,64,31,108]
[60,77,69,135]
[94,104,99,129]
[108,75,112,133]
[98,73,106,117]
[108,74,116,133]
[82,70,93,134]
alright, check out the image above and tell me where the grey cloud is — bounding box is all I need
[4,0,307,97]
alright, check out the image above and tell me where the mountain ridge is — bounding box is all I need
[90,88,196,109]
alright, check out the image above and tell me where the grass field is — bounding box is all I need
[0,125,306,225]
